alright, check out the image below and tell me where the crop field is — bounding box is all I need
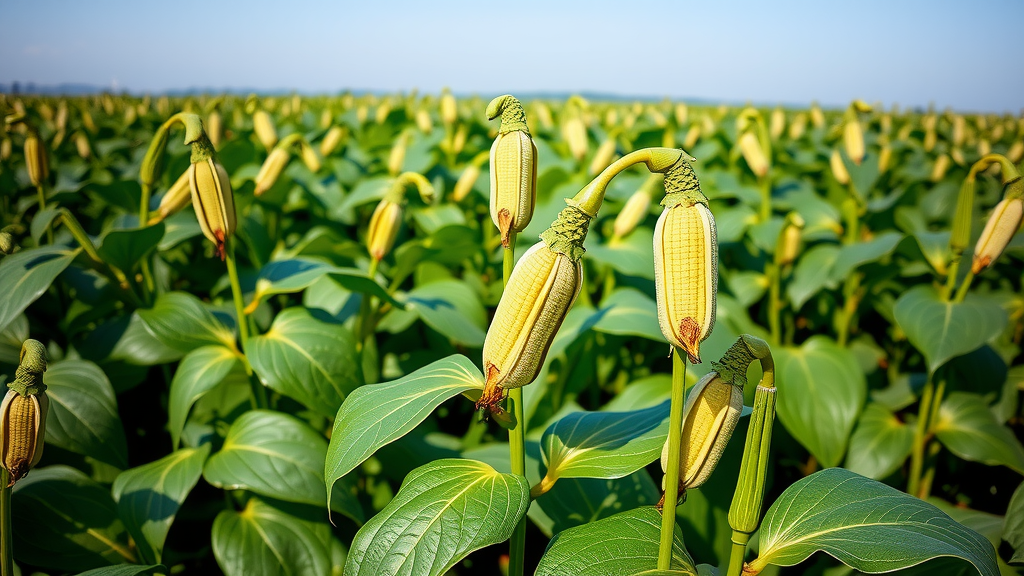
[0,91,1022,576]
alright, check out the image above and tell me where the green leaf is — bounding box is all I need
[586,228,656,279]
[167,345,244,448]
[893,285,1008,374]
[535,506,696,576]
[844,402,915,480]
[73,565,166,576]
[401,279,487,347]
[0,313,28,365]
[933,392,1024,474]
[12,465,134,571]
[750,468,998,576]
[345,459,529,576]
[0,244,80,333]
[828,231,903,283]
[137,291,236,353]
[204,410,334,510]
[44,359,129,469]
[787,244,839,309]
[248,307,360,418]
[325,355,483,503]
[97,223,165,273]
[1004,482,1024,564]
[248,258,400,310]
[775,335,866,467]
[591,288,666,343]
[541,401,670,482]
[111,445,210,564]
[212,497,332,576]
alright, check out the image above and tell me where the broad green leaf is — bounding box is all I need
[249,258,336,310]
[137,291,236,353]
[1004,482,1024,564]
[591,288,666,343]
[248,307,360,417]
[212,497,332,576]
[12,466,134,571]
[167,345,244,448]
[345,459,529,576]
[535,506,695,576]
[540,401,670,482]
[828,231,903,282]
[0,313,28,364]
[44,359,129,469]
[725,270,769,308]
[586,228,656,279]
[913,230,951,274]
[933,392,1024,474]
[749,468,998,576]
[775,336,866,468]
[787,243,840,308]
[204,411,336,511]
[74,565,166,576]
[325,354,483,503]
[401,279,487,347]
[105,313,183,366]
[97,223,165,273]
[602,375,674,412]
[844,402,915,480]
[893,285,1008,374]
[111,445,210,564]
[0,244,80,333]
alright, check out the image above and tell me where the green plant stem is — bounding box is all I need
[766,261,781,345]
[357,258,381,345]
[836,273,862,348]
[36,184,53,244]
[759,176,771,222]
[505,233,528,576]
[907,378,934,497]
[953,269,975,303]
[225,237,266,410]
[137,183,157,301]
[725,533,749,576]
[658,348,688,570]
[1,469,12,576]
[942,257,961,300]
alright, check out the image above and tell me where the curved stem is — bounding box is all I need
[658,349,688,570]
[1,469,13,576]
[953,269,975,303]
[907,377,934,497]
[505,233,528,576]
[36,184,53,244]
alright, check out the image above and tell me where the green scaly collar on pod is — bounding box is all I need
[9,340,47,397]
[660,154,706,209]
[540,203,592,262]
[486,95,530,136]
[713,335,774,389]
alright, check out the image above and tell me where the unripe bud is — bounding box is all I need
[366,200,403,261]
[300,141,321,173]
[141,124,170,188]
[320,126,346,157]
[971,195,1023,274]
[613,174,661,239]
[254,147,291,197]
[843,119,865,166]
[738,132,769,178]
[487,95,537,248]
[1,340,49,486]
[588,135,617,176]
[24,133,49,186]
[441,92,457,126]
[728,336,776,536]
[188,135,236,260]
[830,149,850,185]
[150,169,192,224]
[253,110,278,150]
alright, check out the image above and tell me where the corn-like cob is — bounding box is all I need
[487,95,537,248]
[683,124,701,150]
[453,151,490,202]
[375,100,392,124]
[738,132,769,178]
[978,139,991,157]
[25,133,49,186]
[74,131,91,160]
[207,110,223,149]
[843,118,865,166]
[952,115,965,147]
[674,103,688,126]
[320,108,333,130]
[563,116,588,162]
[254,147,291,197]
[830,149,850,185]
[923,128,937,152]
[150,169,192,224]
[788,113,807,140]
[366,200,403,261]
[440,91,457,126]
[769,108,785,141]
[930,154,950,182]
[777,213,805,266]
[654,160,716,364]
[387,133,408,176]
[1,340,49,486]
[478,241,583,411]
[589,135,618,176]
[253,110,278,150]
[992,123,1005,142]
[452,125,468,156]
[188,134,236,260]
[51,129,66,150]
[951,147,966,167]
[320,125,346,157]
[415,108,433,133]
[1008,141,1024,164]
[613,173,662,240]
[810,103,825,128]
[300,141,321,173]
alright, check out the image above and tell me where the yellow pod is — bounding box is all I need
[830,149,850,185]
[320,109,333,129]
[56,101,69,131]
[923,128,937,152]
[880,114,892,135]
[978,139,991,157]
[0,390,49,486]
[930,154,950,182]
[613,176,660,239]
[75,132,91,160]
[366,199,403,261]
[843,119,865,166]
[489,130,537,247]
[684,124,702,150]
[738,132,769,178]
[588,136,617,176]
[972,197,1023,274]
[452,125,468,156]
[453,164,481,203]
[1,138,11,161]
[478,242,583,411]
[788,113,807,140]
[532,102,554,130]
[810,104,825,128]
[660,372,743,490]
[952,115,965,147]
[654,200,717,364]
[415,108,433,133]
[254,147,291,197]
[951,147,966,167]
[356,105,369,125]
[151,169,192,224]
[441,92,458,126]
[375,100,392,124]
[769,108,785,141]
[300,141,322,173]
[189,159,236,259]
[674,103,688,126]
[878,144,892,175]
[992,123,1005,142]
[563,116,588,162]
[253,110,278,150]
[777,216,804,266]
[24,134,49,186]
[207,110,223,149]
[320,126,346,157]
[1007,141,1024,164]
[388,133,408,176]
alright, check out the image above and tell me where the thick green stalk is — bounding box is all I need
[36,184,53,244]
[953,269,975,303]
[225,237,266,409]
[658,349,688,570]
[907,378,934,497]
[726,536,748,576]
[766,261,781,345]
[759,176,771,222]
[505,232,529,576]
[1,469,12,576]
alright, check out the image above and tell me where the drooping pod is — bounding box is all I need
[187,133,236,260]
[972,175,1023,274]
[1,340,50,486]
[612,173,662,240]
[24,132,49,187]
[453,151,490,203]
[364,172,435,263]
[149,169,192,224]
[486,95,537,248]
[654,157,717,364]
[320,125,347,157]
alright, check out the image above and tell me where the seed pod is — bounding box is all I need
[487,95,537,248]
[951,147,966,167]
[878,143,892,174]
[830,149,850,185]
[683,124,701,150]
[207,110,223,149]
[788,113,807,140]
[320,125,346,157]
[769,108,785,141]
[952,115,965,147]
[777,214,805,266]
[452,124,468,156]
[188,137,236,260]
[415,108,433,133]
[300,141,321,173]
[1008,141,1024,164]
[589,136,617,176]
[388,133,408,176]
[923,128,937,152]
[655,160,717,364]
[1,340,49,486]
[978,139,991,157]
[563,116,588,162]
[1,138,11,161]
[675,103,688,126]
[738,132,769,178]
[254,147,291,197]
[366,200,403,261]
[441,92,458,126]
[843,118,865,165]
[356,104,369,125]
[320,109,333,129]
[613,174,662,240]
[51,129,66,150]
[150,169,192,224]
[478,241,583,411]
[810,103,825,128]
[453,151,489,202]
[728,336,776,536]
[930,154,950,182]
[532,101,554,130]
[24,133,49,186]
[74,131,91,159]
[972,195,1023,274]
[375,100,392,124]
[253,110,278,150]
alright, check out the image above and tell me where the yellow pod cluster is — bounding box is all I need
[487,95,537,248]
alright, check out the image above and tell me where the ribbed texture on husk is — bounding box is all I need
[25,135,49,186]
[660,373,743,490]
[253,110,278,150]
[153,169,192,223]
[654,202,717,363]
[189,159,236,259]
[367,200,403,261]
[489,131,537,246]
[478,243,582,409]
[254,147,290,196]
[1,391,48,486]
[972,198,1024,274]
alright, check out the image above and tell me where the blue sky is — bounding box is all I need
[2,0,1021,112]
